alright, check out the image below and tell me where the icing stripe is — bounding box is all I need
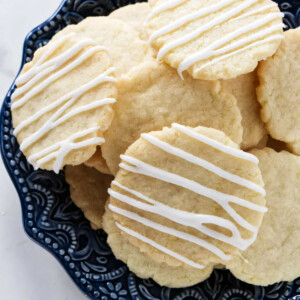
[109,204,231,260]
[110,183,255,250]
[115,222,206,269]
[28,126,104,173]
[141,133,265,195]
[172,124,259,163]
[12,45,108,109]
[120,156,267,232]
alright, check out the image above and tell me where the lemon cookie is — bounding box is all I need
[222,71,267,150]
[146,0,284,80]
[66,164,113,229]
[110,3,151,40]
[12,34,117,173]
[227,148,300,285]
[103,124,266,287]
[84,147,111,175]
[257,28,300,155]
[54,17,152,78]
[102,61,243,175]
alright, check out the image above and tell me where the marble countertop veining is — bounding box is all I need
[0,1,85,299]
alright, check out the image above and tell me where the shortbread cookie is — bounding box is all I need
[65,164,113,229]
[102,61,243,175]
[146,0,284,80]
[257,28,300,155]
[222,71,267,150]
[103,125,266,286]
[84,147,111,175]
[110,3,151,40]
[12,34,117,173]
[54,17,152,78]
[228,148,300,285]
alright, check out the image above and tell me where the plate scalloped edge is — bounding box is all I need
[1,0,300,299]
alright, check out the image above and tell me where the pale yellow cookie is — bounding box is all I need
[84,147,111,175]
[146,0,284,80]
[222,71,267,150]
[65,164,113,229]
[54,16,152,78]
[110,3,151,40]
[12,34,117,173]
[102,61,243,175]
[257,28,300,155]
[227,148,300,285]
[103,125,266,287]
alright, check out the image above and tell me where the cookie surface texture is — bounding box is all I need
[146,0,284,80]
[84,147,112,175]
[12,34,117,173]
[66,164,113,229]
[102,61,243,175]
[227,148,300,285]
[103,125,266,287]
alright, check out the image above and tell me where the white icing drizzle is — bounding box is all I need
[141,133,265,195]
[172,124,259,164]
[120,156,266,233]
[147,0,284,77]
[115,222,206,269]
[13,35,117,172]
[28,126,104,173]
[12,42,109,109]
[109,181,256,251]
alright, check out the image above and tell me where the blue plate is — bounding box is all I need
[1,1,300,299]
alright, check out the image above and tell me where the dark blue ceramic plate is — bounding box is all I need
[1,1,300,299]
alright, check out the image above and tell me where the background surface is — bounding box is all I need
[0,0,85,299]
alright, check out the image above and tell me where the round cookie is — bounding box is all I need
[103,124,266,287]
[257,28,300,155]
[12,34,117,173]
[102,61,243,175]
[53,16,152,78]
[65,164,113,229]
[227,148,300,285]
[84,147,111,175]
[146,0,284,80]
[109,3,151,40]
[222,71,267,150]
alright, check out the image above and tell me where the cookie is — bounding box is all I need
[146,0,284,80]
[103,124,266,287]
[110,3,151,40]
[257,28,300,155]
[222,71,267,150]
[54,17,152,78]
[227,148,300,285]
[84,147,111,175]
[12,34,117,173]
[102,61,243,175]
[65,164,113,229]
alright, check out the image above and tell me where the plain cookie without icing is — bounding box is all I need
[103,125,266,287]
[65,164,113,229]
[102,61,243,175]
[227,148,300,285]
[84,147,112,175]
[222,71,267,150]
[146,0,284,80]
[12,34,117,173]
[257,28,300,154]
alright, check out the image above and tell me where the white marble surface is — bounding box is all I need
[0,1,85,299]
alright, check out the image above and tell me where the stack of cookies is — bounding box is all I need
[11,0,300,288]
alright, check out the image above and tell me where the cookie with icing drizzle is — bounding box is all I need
[65,164,113,229]
[227,148,300,285]
[101,60,243,175]
[103,124,266,287]
[12,34,117,173]
[257,28,300,155]
[146,0,284,80]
